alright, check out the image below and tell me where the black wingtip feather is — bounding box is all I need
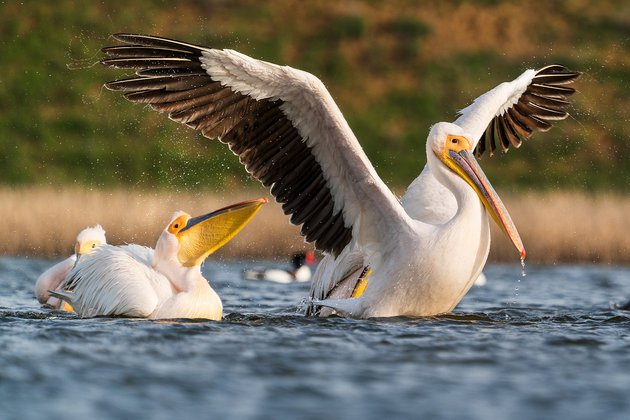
[100,34,354,257]
[475,64,580,158]
[110,33,207,55]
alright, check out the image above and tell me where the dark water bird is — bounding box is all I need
[244,251,317,284]
[615,299,630,311]
[100,33,579,318]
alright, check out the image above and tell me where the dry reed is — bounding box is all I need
[1,187,628,264]
[0,186,306,260]
[489,191,630,264]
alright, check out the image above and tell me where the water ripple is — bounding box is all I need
[3,260,630,420]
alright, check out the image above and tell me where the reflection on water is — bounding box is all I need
[2,258,630,420]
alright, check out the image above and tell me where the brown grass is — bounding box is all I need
[0,186,306,260]
[1,187,628,264]
[489,191,630,264]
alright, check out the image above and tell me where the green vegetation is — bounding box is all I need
[0,0,627,191]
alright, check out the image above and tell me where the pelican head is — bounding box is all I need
[429,122,526,259]
[74,225,107,256]
[154,198,268,268]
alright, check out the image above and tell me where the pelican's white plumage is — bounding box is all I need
[58,243,174,318]
[51,199,267,320]
[101,34,579,318]
[34,225,106,309]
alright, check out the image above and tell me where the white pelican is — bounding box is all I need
[49,198,267,320]
[100,34,579,318]
[244,251,316,283]
[35,225,106,310]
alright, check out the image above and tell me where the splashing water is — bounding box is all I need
[509,258,527,307]
[509,277,521,307]
[297,297,310,314]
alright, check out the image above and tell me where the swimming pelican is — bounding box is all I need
[35,225,106,310]
[244,251,316,283]
[100,34,579,318]
[50,199,267,320]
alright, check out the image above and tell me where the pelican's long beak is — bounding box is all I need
[176,198,268,267]
[444,148,526,259]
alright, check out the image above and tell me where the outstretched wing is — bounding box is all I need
[101,33,410,258]
[402,65,580,223]
[454,65,580,157]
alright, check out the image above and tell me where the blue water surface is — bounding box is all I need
[1,257,630,420]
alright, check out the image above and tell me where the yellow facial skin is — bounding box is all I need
[443,135,472,156]
[74,240,103,256]
[168,215,190,236]
[439,135,475,183]
[437,135,526,259]
[175,198,268,267]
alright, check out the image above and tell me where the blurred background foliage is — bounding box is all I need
[0,0,628,192]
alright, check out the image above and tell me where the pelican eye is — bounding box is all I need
[92,243,96,249]
[451,138,458,144]
[168,215,189,234]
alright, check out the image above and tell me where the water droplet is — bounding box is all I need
[520,257,527,277]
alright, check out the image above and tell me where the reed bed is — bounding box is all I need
[0,186,306,260]
[489,191,630,264]
[1,187,628,264]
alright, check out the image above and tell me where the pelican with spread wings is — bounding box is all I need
[101,34,579,318]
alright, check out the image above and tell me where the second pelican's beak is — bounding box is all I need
[441,136,526,259]
[175,198,268,267]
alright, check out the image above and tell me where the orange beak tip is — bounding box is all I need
[520,249,527,260]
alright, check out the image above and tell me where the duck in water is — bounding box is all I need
[244,251,317,284]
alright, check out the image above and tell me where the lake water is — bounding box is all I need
[1,257,630,420]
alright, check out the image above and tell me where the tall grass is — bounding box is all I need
[0,186,306,260]
[490,191,630,264]
[1,187,628,264]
